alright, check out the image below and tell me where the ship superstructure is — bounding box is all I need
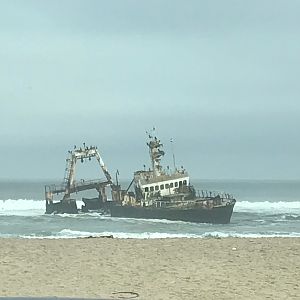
[110,130,236,224]
[133,132,190,204]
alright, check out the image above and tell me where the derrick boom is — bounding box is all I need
[45,144,115,214]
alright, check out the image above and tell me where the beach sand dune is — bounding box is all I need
[0,237,299,299]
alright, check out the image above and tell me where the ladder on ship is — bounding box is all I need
[63,157,72,186]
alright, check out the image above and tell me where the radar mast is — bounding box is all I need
[146,128,165,177]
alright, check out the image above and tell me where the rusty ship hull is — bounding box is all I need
[110,201,235,224]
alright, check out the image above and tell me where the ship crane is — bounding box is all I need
[63,145,113,200]
[45,144,116,214]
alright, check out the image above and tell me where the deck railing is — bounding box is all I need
[45,178,110,195]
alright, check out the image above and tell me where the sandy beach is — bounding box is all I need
[0,237,299,299]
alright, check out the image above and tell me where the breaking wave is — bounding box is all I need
[3,229,299,239]
[0,199,83,216]
[234,201,300,214]
[0,199,45,216]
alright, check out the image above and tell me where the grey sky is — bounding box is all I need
[1,0,300,180]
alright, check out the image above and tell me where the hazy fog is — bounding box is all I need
[1,0,300,180]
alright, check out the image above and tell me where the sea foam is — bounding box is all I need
[9,229,300,239]
[234,201,300,214]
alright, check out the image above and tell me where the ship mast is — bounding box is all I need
[146,129,165,177]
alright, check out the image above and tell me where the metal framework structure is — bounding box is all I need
[45,144,113,203]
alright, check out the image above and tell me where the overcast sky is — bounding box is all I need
[1,0,300,180]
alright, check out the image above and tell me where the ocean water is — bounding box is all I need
[0,180,300,239]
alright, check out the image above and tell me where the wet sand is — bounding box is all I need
[0,237,299,299]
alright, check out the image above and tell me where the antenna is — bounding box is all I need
[115,169,119,187]
[170,138,176,171]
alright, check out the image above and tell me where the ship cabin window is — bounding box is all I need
[175,182,178,187]
[150,186,154,192]
[170,182,174,188]
[145,187,149,192]
[183,180,187,185]
[179,181,182,187]
[165,183,169,189]
[155,185,159,191]
[160,184,164,190]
